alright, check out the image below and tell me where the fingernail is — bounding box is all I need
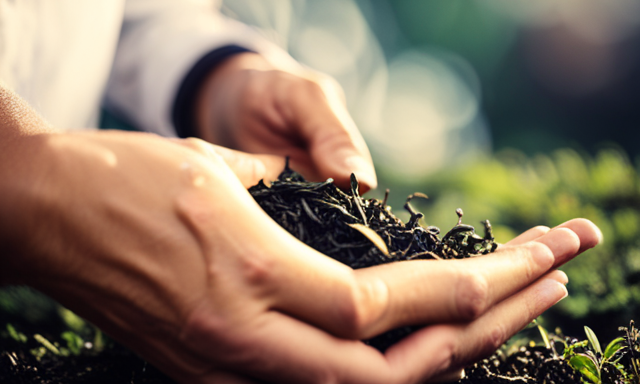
[540,278,568,304]
[595,225,604,245]
[548,269,569,285]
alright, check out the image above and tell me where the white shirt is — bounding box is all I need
[0,0,296,136]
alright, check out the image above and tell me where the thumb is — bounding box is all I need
[170,137,284,188]
[288,74,377,192]
[210,145,285,188]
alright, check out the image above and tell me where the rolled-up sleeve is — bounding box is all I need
[104,0,298,137]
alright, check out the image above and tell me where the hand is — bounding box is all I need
[0,87,602,384]
[194,52,377,192]
[6,133,601,384]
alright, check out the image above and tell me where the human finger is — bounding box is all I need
[506,218,602,252]
[189,307,472,384]
[383,270,569,381]
[169,137,285,188]
[555,218,602,255]
[269,226,580,340]
[184,307,396,384]
[209,145,285,188]
[506,225,550,246]
[283,74,377,191]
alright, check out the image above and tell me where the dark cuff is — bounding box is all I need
[172,45,253,138]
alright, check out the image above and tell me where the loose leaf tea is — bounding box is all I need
[249,162,498,350]
[249,162,498,267]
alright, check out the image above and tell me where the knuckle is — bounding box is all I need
[181,137,205,151]
[336,276,389,338]
[180,137,223,163]
[297,77,327,100]
[455,271,489,320]
[532,225,551,236]
[477,324,507,359]
[181,305,233,356]
[240,252,276,291]
[182,306,264,370]
[335,283,367,338]
[528,242,554,269]
[522,245,543,281]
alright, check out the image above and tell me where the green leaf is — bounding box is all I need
[569,354,600,383]
[61,331,84,356]
[93,328,105,352]
[58,307,86,332]
[585,326,602,355]
[603,337,625,361]
[33,334,60,355]
[6,323,27,343]
[564,340,589,360]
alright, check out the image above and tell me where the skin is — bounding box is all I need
[194,52,377,191]
[0,61,602,384]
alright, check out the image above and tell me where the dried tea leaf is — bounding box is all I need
[348,223,389,256]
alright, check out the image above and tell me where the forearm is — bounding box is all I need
[0,85,57,285]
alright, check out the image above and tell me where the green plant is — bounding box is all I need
[461,321,640,383]
[562,326,626,383]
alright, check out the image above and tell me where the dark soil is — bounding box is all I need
[1,339,168,384]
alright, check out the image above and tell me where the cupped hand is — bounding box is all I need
[2,128,601,383]
[194,52,377,192]
[177,215,600,384]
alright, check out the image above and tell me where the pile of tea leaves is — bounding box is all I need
[249,163,498,269]
[249,163,498,351]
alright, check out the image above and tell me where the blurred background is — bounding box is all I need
[218,0,640,341]
[221,0,640,178]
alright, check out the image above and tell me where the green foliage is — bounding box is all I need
[33,333,60,356]
[61,331,84,356]
[0,286,58,324]
[1,286,108,362]
[562,326,629,383]
[569,354,600,383]
[5,323,27,343]
[604,337,626,361]
[58,307,86,333]
[403,147,640,330]
[585,326,603,355]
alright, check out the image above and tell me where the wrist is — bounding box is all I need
[171,46,256,140]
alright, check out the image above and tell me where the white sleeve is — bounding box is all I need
[104,0,299,137]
